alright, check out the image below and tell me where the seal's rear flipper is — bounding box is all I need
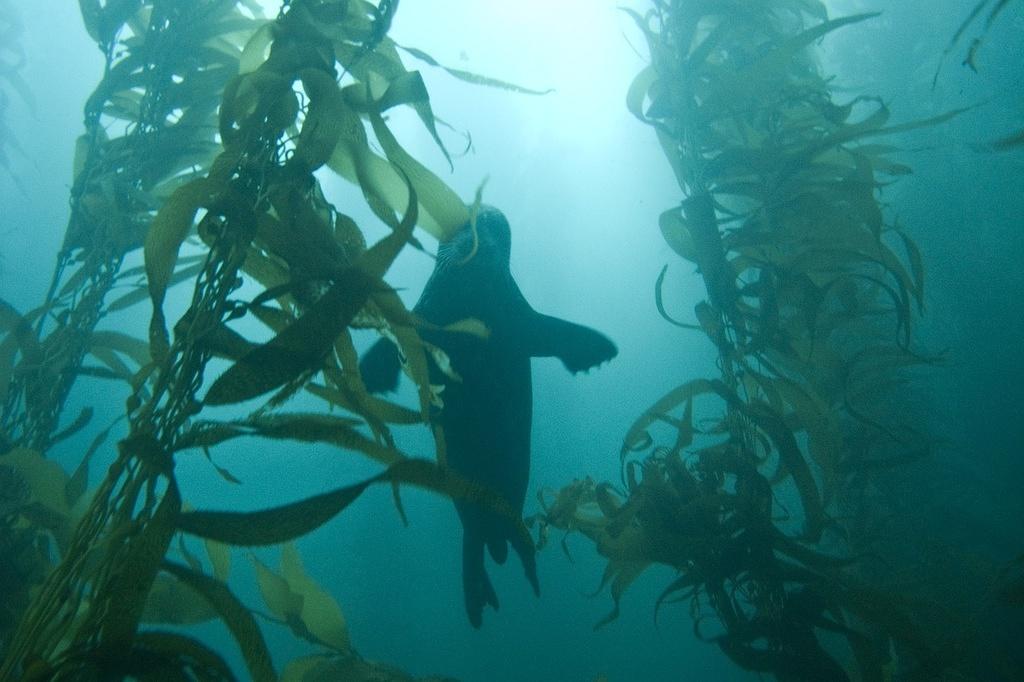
[511,530,541,597]
[463,530,500,628]
[523,313,618,373]
[359,338,401,393]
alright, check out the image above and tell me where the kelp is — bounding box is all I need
[533,2,992,680]
[934,0,1019,83]
[0,0,521,678]
[2,0,262,664]
[934,0,1022,152]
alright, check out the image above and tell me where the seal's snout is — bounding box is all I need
[471,205,511,262]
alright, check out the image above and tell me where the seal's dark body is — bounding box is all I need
[360,207,616,627]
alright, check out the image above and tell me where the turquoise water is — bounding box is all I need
[1,1,1021,680]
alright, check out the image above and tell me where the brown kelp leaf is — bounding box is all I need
[894,229,925,306]
[0,298,43,368]
[711,382,827,541]
[623,379,717,455]
[656,265,701,330]
[66,418,118,506]
[306,382,422,425]
[261,190,346,279]
[141,574,217,626]
[707,14,879,107]
[89,330,152,368]
[205,538,231,582]
[281,543,350,652]
[281,655,335,682]
[659,207,697,262]
[441,318,490,338]
[356,172,419,279]
[655,572,702,623]
[233,412,403,465]
[594,559,649,629]
[326,333,395,441]
[769,376,842,494]
[2,448,71,519]
[626,65,657,125]
[78,0,144,45]
[289,69,348,173]
[396,44,553,95]
[195,322,258,361]
[202,448,243,485]
[127,631,235,681]
[177,472,380,545]
[368,109,468,241]
[0,328,19,402]
[683,193,736,314]
[86,344,135,383]
[178,412,393,465]
[203,267,382,406]
[357,68,456,171]
[205,177,417,405]
[49,407,94,447]
[144,178,217,358]
[390,319,434,420]
[328,99,425,235]
[178,458,528,548]
[175,422,248,451]
[239,22,275,74]
[162,560,276,682]
[987,127,1024,151]
[252,554,305,623]
[98,476,182,648]
[933,0,1013,85]
[107,261,204,313]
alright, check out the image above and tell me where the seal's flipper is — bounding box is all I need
[359,338,401,393]
[511,528,541,597]
[463,529,500,628]
[487,533,509,564]
[522,313,618,373]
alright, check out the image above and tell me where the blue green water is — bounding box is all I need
[1,1,1021,680]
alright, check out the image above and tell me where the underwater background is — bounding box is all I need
[1,0,1021,680]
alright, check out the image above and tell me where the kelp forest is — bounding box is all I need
[0,1,1021,681]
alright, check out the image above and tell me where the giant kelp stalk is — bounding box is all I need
[3,0,252,457]
[1,0,257,658]
[0,1,514,679]
[534,1,1001,680]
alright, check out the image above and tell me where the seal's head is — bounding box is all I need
[438,205,511,268]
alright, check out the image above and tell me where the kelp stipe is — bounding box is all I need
[0,1,515,679]
[534,2,1018,680]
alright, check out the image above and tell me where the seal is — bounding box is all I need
[360,206,617,627]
